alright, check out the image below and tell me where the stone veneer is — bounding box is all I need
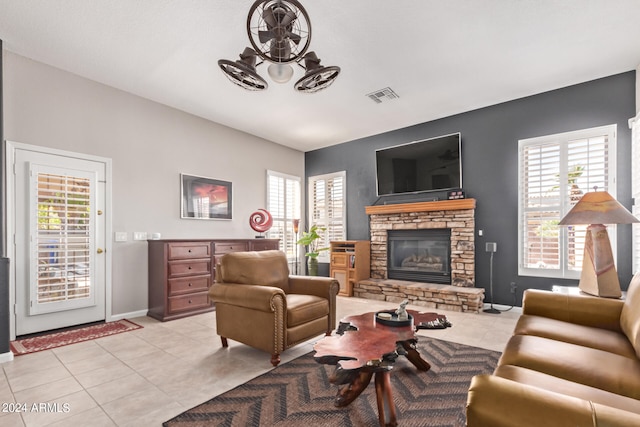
[354,199,484,313]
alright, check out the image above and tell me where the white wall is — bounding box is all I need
[3,52,304,316]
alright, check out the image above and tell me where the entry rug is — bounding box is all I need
[10,319,142,356]
[164,338,501,427]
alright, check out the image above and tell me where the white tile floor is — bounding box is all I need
[0,297,520,426]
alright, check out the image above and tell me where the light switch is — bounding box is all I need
[478,229,483,236]
[114,232,128,242]
[133,232,148,241]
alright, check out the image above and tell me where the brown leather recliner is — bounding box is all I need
[208,250,339,366]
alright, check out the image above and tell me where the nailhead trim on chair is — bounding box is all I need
[271,294,285,353]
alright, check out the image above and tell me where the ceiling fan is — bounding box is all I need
[218,0,340,92]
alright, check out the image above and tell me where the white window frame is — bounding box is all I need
[518,125,617,279]
[308,171,346,262]
[631,113,640,274]
[265,170,301,267]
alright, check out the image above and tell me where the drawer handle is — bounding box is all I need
[188,300,192,304]
[188,283,192,287]
[188,266,192,270]
[188,249,192,253]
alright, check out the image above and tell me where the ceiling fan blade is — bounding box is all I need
[286,31,301,45]
[259,30,275,43]
[279,9,297,27]
[262,6,278,28]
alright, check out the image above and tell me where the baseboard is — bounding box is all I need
[0,351,15,364]
[109,309,148,322]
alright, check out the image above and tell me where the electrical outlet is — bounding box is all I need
[510,282,518,294]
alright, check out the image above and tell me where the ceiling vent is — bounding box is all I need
[366,87,399,104]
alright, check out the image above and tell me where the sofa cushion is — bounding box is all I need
[495,365,640,415]
[499,334,640,399]
[219,250,290,292]
[621,272,640,358]
[514,314,636,358]
[286,294,329,328]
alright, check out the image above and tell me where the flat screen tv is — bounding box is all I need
[376,133,462,196]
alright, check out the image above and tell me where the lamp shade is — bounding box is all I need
[558,190,639,225]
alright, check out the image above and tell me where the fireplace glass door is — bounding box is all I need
[387,229,451,284]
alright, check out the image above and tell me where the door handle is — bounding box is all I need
[97,248,104,254]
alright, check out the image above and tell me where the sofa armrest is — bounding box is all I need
[209,283,285,312]
[288,275,340,299]
[467,375,640,427]
[522,289,624,332]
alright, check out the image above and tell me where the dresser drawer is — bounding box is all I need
[214,242,248,254]
[168,243,211,260]
[168,260,211,277]
[249,240,279,251]
[168,275,210,296]
[168,292,210,314]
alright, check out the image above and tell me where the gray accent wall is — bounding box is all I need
[305,71,636,306]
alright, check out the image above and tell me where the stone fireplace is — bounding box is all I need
[368,199,476,287]
[355,199,484,313]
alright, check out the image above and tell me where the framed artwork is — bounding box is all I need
[181,173,232,220]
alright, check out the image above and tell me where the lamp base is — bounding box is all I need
[578,224,622,299]
[483,307,501,314]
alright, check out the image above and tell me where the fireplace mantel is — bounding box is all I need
[365,198,476,215]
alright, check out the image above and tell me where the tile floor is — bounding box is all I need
[0,297,521,426]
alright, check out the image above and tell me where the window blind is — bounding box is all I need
[309,171,346,261]
[266,171,300,261]
[519,125,615,279]
[631,114,640,273]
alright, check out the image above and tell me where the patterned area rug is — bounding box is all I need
[10,319,142,356]
[164,338,501,427]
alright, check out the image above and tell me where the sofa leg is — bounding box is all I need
[221,337,228,348]
[271,353,281,367]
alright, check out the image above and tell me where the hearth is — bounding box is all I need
[387,229,451,284]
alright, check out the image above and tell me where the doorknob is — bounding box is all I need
[97,248,104,254]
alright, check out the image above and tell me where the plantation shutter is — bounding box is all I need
[30,165,96,314]
[309,171,346,261]
[631,114,640,273]
[266,171,301,261]
[520,141,562,273]
[519,125,615,279]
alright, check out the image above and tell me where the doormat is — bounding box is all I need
[10,319,143,356]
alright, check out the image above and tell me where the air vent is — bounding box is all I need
[366,87,399,104]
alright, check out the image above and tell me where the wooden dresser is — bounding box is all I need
[148,238,279,321]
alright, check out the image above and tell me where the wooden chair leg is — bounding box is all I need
[271,353,281,366]
[221,337,228,347]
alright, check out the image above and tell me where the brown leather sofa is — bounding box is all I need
[208,250,339,366]
[466,272,640,426]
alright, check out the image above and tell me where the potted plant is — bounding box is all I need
[296,224,329,276]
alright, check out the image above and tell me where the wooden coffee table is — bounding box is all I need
[313,310,448,427]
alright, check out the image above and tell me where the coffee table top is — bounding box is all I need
[313,310,445,370]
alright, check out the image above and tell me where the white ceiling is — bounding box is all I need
[1,0,640,152]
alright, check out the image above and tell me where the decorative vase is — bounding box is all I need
[308,257,319,276]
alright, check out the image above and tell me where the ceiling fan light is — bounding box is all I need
[267,63,294,83]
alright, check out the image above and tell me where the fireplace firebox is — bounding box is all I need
[387,229,451,284]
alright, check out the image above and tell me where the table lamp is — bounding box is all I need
[558,189,639,298]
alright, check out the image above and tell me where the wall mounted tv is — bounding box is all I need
[376,133,462,196]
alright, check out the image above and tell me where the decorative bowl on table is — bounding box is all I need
[375,311,413,327]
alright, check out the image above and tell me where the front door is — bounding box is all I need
[10,143,110,336]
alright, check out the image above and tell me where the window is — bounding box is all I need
[631,114,640,273]
[308,171,346,262]
[518,125,616,279]
[266,171,301,265]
